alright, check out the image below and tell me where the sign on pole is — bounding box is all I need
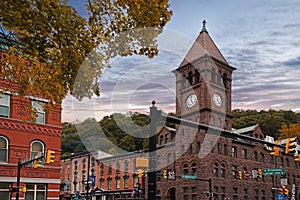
[276,194,285,200]
[89,175,96,187]
[244,171,251,179]
[262,168,285,175]
[252,170,258,178]
[181,175,196,179]
[168,171,175,180]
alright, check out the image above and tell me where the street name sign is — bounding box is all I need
[181,175,196,179]
[262,168,285,175]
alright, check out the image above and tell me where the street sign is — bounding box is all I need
[89,175,96,187]
[244,171,251,179]
[168,171,175,180]
[262,168,285,175]
[181,175,196,179]
[276,194,285,200]
[252,170,258,178]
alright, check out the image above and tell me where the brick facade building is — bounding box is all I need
[0,28,61,200]
[60,21,300,200]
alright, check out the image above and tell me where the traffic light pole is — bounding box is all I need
[15,155,44,200]
[16,159,21,200]
[148,101,161,200]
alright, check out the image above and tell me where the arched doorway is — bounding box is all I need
[166,187,176,200]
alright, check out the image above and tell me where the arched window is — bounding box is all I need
[253,151,258,161]
[213,162,219,177]
[82,159,86,168]
[124,160,129,173]
[211,68,216,82]
[260,153,264,162]
[116,162,120,174]
[82,170,86,181]
[100,163,104,176]
[183,164,189,175]
[108,163,112,175]
[30,140,44,160]
[91,157,95,167]
[74,171,78,181]
[221,164,226,178]
[217,70,222,84]
[223,73,228,88]
[91,168,95,176]
[188,71,193,85]
[191,162,197,176]
[74,160,78,170]
[0,136,9,163]
[195,70,200,83]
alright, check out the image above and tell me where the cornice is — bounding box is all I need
[0,118,61,137]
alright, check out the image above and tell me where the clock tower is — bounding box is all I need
[174,20,236,131]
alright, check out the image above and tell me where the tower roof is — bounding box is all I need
[179,20,228,67]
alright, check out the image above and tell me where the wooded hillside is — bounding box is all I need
[61,110,300,156]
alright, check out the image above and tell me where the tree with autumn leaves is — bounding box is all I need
[0,0,172,104]
[278,123,300,140]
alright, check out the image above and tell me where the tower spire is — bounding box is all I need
[200,20,208,33]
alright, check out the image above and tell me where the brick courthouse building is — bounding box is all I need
[60,22,300,200]
[0,28,61,200]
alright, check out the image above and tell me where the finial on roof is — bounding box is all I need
[201,20,208,33]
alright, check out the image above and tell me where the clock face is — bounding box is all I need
[212,93,222,107]
[186,94,197,108]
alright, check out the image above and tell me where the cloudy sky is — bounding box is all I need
[63,0,300,122]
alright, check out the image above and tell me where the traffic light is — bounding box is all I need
[257,169,262,178]
[142,171,146,177]
[280,186,289,196]
[137,170,144,178]
[163,169,167,179]
[285,138,297,154]
[284,187,289,196]
[46,149,55,163]
[237,171,242,180]
[22,187,27,193]
[295,154,300,162]
[33,155,41,168]
[9,187,17,193]
[270,141,280,156]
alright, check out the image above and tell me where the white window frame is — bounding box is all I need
[0,93,10,118]
[0,136,9,163]
[24,184,47,200]
[31,100,46,124]
[30,140,44,160]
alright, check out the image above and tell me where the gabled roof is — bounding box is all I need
[233,124,259,135]
[179,20,228,68]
